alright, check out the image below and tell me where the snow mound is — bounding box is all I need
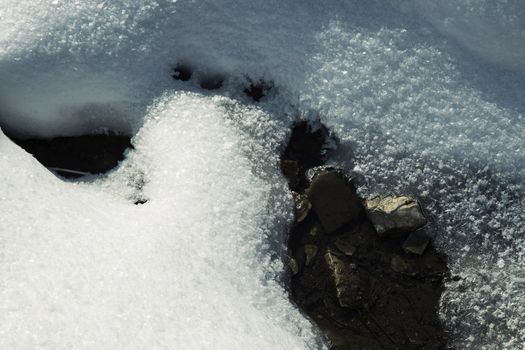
[0,94,323,349]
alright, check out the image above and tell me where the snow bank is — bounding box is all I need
[0,94,323,349]
[1,0,525,348]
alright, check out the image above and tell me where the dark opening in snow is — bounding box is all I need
[281,121,334,192]
[200,74,224,90]
[244,80,273,102]
[7,132,132,178]
[172,64,193,81]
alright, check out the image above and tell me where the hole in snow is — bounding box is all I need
[244,79,274,102]
[171,64,193,81]
[6,131,133,179]
[281,120,337,192]
[200,74,225,90]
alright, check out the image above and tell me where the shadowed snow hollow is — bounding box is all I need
[1,0,525,349]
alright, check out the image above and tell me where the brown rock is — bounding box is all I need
[307,170,361,234]
[403,230,431,255]
[291,191,312,222]
[324,249,365,309]
[364,196,427,237]
[287,256,299,275]
[334,239,358,256]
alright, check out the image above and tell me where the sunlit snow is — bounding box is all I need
[1,0,525,349]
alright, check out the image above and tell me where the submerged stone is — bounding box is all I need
[304,244,318,266]
[365,195,427,237]
[287,256,299,275]
[390,255,410,273]
[403,230,431,255]
[291,191,312,222]
[324,249,365,309]
[306,170,361,234]
[308,224,322,237]
[334,238,357,257]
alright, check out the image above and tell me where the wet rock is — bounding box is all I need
[287,256,299,275]
[304,245,318,266]
[307,170,361,234]
[334,238,357,257]
[324,249,365,309]
[309,224,322,237]
[291,191,312,222]
[291,211,449,349]
[403,230,431,255]
[365,196,427,237]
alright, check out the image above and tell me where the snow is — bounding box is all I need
[400,0,525,72]
[1,0,525,349]
[0,94,323,349]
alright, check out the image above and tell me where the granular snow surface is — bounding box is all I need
[1,0,525,349]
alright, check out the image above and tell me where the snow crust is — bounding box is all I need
[1,0,525,348]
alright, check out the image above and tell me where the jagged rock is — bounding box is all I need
[403,230,431,255]
[364,196,427,237]
[291,191,312,222]
[287,256,299,275]
[307,170,361,234]
[334,238,357,257]
[324,249,365,309]
[304,245,318,266]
